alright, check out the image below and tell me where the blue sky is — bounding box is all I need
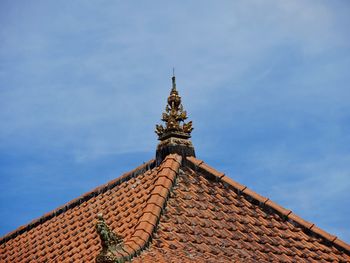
[1,1,350,243]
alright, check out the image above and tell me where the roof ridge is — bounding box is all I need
[185,156,350,254]
[113,154,182,262]
[0,159,155,245]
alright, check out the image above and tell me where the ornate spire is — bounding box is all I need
[155,75,193,140]
[155,75,195,165]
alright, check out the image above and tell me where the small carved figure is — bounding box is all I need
[183,121,193,133]
[155,124,164,136]
[95,214,123,263]
[179,110,187,121]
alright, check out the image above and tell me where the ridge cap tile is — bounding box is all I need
[310,225,337,242]
[265,199,292,217]
[113,154,182,262]
[334,238,350,252]
[242,187,269,204]
[288,212,314,230]
[186,156,203,166]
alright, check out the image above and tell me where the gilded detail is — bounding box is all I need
[155,76,193,140]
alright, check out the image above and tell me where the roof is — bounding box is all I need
[1,77,349,262]
[1,154,349,262]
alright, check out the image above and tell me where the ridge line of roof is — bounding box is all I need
[0,159,156,245]
[185,156,350,254]
[115,154,182,262]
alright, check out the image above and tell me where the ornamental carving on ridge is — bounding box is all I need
[95,214,124,263]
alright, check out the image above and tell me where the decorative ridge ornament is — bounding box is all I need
[155,75,193,140]
[155,75,195,166]
[95,214,124,263]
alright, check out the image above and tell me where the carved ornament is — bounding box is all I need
[155,76,193,141]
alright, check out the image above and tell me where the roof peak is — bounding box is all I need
[155,75,195,165]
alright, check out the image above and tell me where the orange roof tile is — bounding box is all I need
[1,154,349,262]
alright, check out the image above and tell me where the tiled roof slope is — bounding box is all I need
[133,157,350,262]
[0,158,157,262]
[1,154,349,262]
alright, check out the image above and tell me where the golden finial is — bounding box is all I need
[155,75,193,141]
[155,73,195,165]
